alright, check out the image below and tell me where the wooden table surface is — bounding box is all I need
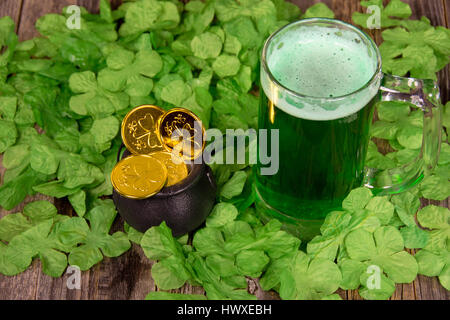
[0,0,449,300]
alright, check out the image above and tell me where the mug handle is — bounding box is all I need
[364,74,443,195]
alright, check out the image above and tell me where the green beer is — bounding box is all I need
[255,19,382,233]
[255,19,443,240]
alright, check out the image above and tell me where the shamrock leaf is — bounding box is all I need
[191,32,223,59]
[89,116,120,145]
[390,190,420,227]
[224,219,300,260]
[235,249,269,278]
[0,16,19,75]
[23,86,79,142]
[0,119,17,153]
[118,0,180,37]
[181,1,215,36]
[2,219,71,277]
[35,12,115,71]
[379,20,450,79]
[223,16,263,51]
[141,221,186,261]
[342,187,373,211]
[400,225,429,249]
[365,141,397,170]
[214,0,278,37]
[270,0,301,22]
[212,54,241,78]
[0,240,32,276]
[279,251,342,300]
[415,249,450,290]
[371,102,423,149]
[345,226,418,284]
[220,171,247,199]
[160,79,192,106]
[358,268,396,300]
[0,166,48,211]
[57,200,130,270]
[352,0,412,29]
[206,202,239,228]
[69,71,129,116]
[419,175,450,201]
[0,200,59,242]
[184,253,247,299]
[97,48,162,97]
[307,188,382,260]
[139,222,192,290]
[36,9,117,43]
[0,96,17,121]
[307,209,381,261]
[338,259,366,290]
[57,154,105,189]
[302,3,335,19]
[417,205,450,253]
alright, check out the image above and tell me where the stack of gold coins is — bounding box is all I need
[111,105,205,199]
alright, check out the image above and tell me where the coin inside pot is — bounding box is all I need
[112,147,217,237]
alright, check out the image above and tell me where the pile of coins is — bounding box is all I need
[111,105,206,199]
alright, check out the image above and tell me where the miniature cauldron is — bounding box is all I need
[112,147,217,237]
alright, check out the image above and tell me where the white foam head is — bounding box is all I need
[261,19,382,121]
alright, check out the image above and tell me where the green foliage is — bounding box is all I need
[353,0,450,80]
[140,205,301,299]
[302,3,335,19]
[0,0,449,301]
[279,251,341,300]
[0,199,130,277]
[415,206,450,290]
[368,100,450,202]
[352,0,412,29]
[57,200,130,271]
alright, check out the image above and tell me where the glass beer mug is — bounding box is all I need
[254,18,442,240]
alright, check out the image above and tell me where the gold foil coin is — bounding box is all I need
[111,154,168,199]
[158,108,206,160]
[150,151,188,187]
[121,105,165,155]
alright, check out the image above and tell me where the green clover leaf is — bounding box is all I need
[307,188,383,261]
[345,226,418,284]
[0,200,59,242]
[417,205,450,253]
[279,251,342,300]
[415,248,450,290]
[97,48,162,97]
[2,219,71,277]
[119,0,180,37]
[352,0,412,29]
[57,200,130,270]
[69,70,129,116]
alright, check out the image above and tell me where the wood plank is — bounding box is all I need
[446,0,450,28]
[0,0,23,30]
[0,0,63,300]
[15,0,154,301]
[443,0,450,103]
[18,0,70,40]
[0,0,449,301]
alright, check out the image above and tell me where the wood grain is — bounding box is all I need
[0,0,23,30]
[0,0,449,300]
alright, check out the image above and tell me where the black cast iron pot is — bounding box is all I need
[112,148,217,237]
